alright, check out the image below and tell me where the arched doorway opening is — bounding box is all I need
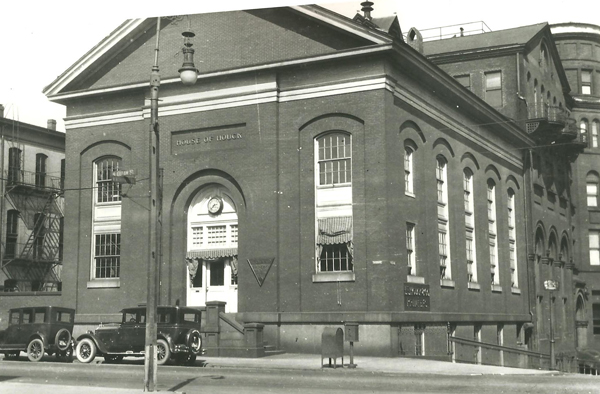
[185,184,238,312]
[576,293,587,348]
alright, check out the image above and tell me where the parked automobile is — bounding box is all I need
[0,306,75,362]
[75,305,203,365]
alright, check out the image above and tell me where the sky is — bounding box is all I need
[1,0,599,132]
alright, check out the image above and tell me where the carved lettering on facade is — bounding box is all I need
[175,133,243,146]
[404,283,430,311]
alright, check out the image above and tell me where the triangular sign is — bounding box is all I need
[247,258,275,287]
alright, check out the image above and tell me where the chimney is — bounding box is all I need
[47,119,56,131]
[0,104,4,118]
[460,27,464,37]
[361,1,374,21]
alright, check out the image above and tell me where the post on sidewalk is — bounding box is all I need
[344,322,359,368]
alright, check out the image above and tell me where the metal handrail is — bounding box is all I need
[449,336,550,358]
[5,169,63,190]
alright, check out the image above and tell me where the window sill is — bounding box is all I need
[312,272,355,283]
[440,279,455,288]
[407,275,425,284]
[511,287,521,294]
[405,191,416,199]
[87,279,120,288]
[491,284,502,293]
[468,282,480,290]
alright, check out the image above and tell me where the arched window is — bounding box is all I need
[540,44,549,69]
[464,169,477,284]
[581,119,589,145]
[405,146,414,195]
[488,180,499,286]
[8,147,22,184]
[437,156,451,281]
[315,133,353,276]
[508,189,518,288]
[592,120,599,148]
[587,172,599,207]
[95,157,122,203]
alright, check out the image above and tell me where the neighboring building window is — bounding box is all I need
[60,159,66,190]
[593,304,600,335]
[317,133,351,186]
[96,158,122,203]
[405,147,414,195]
[59,217,64,261]
[488,180,499,285]
[588,172,599,207]
[582,70,592,95]
[33,213,46,259]
[437,156,451,281]
[592,120,599,148]
[455,74,471,91]
[94,233,121,278]
[508,189,518,288]
[5,210,19,259]
[464,169,477,283]
[407,223,416,276]
[315,133,353,275]
[35,154,47,188]
[485,71,502,107]
[591,231,600,266]
[8,147,22,184]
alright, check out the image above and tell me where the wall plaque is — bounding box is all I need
[247,258,275,287]
[171,123,246,155]
[404,283,430,311]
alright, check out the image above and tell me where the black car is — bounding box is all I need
[75,305,203,365]
[0,306,75,362]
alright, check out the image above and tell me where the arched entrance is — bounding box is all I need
[185,185,238,312]
[576,293,587,348]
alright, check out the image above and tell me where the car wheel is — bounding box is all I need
[54,328,72,352]
[186,330,202,355]
[156,339,171,365]
[27,338,45,362]
[76,338,97,363]
[104,355,123,363]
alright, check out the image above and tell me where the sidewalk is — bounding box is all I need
[0,353,558,394]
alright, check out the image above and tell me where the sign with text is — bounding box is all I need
[171,123,246,155]
[247,258,275,287]
[112,169,137,184]
[404,283,430,311]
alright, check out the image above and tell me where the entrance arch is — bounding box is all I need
[185,184,238,312]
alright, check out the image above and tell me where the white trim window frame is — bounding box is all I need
[406,223,416,276]
[508,190,518,289]
[590,231,600,266]
[464,170,477,284]
[485,71,503,107]
[587,175,599,208]
[437,157,452,283]
[582,70,592,95]
[488,181,500,286]
[317,133,351,187]
[405,147,414,196]
[592,120,599,148]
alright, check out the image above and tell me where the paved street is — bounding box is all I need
[1,354,599,393]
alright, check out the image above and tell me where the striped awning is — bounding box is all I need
[186,248,237,259]
[317,216,352,245]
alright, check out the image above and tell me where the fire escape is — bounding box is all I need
[2,149,64,292]
[525,103,587,161]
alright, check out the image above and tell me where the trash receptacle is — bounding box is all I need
[321,327,344,368]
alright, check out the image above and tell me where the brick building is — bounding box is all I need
[39,4,593,367]
[551,23,600,358]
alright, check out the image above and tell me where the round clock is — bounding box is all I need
[207,197,223,214]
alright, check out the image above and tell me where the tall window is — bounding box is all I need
[414,324,425,356]
[582,70,592,95]
[588,172,599,207]
[405,147,414,195]
[488,180,499,285]
[318,133,351,186]
[5,210,19,259]
[96,158,121,203]
[33,213,46,259]
[591,231,600,266]
[94,233,121,278]
[485,71,502,107]
[315,133,353,275]
[437,157,451,281]
[508,190,518,288]
[592,120,599,148]
[593,304,600,335]
[464,169,477,283]
[8,147,22,184]
[60,159,66,190]
[35,154,47,188]
[407,223,416,276]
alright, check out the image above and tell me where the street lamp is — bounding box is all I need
[145,16,198,392]
[543,279,559,370]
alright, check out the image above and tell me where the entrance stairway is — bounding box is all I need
[203,301,284,358]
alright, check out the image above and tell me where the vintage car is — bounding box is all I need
[75,305,203,365]
[0,306,75,362]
